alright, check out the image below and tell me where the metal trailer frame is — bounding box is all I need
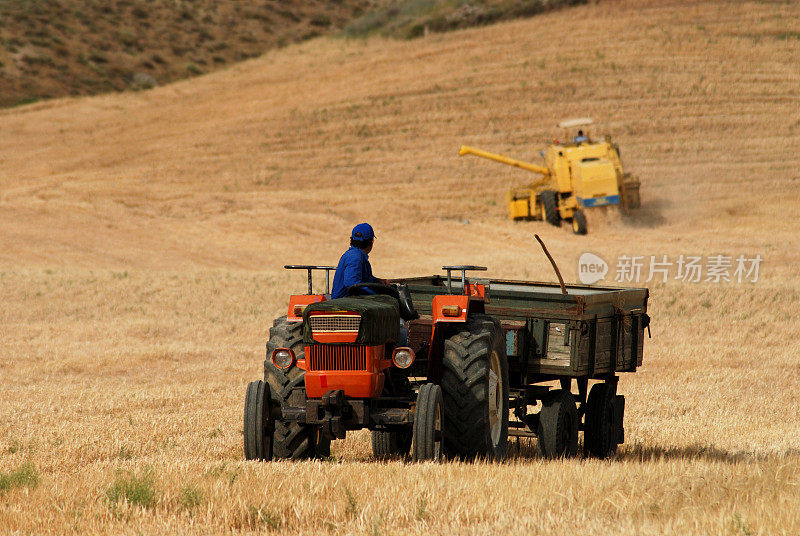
[402,275,649,379]
[398,274,649,442]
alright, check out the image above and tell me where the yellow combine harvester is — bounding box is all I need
[459,118,640,235]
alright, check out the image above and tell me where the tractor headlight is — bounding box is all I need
[272,348,295,369]
[392,347,415,369]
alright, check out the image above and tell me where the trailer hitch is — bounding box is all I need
[318,389,348,440]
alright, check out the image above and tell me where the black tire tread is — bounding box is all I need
[372,430,411,460]
[243,380,270,460]
[412,383,442,462]
[265,316,330,459]
[584,382,616,459]
[538,389,578,459]
[572,209,588,235]
[540,189,561,226]
[441,314,509,460]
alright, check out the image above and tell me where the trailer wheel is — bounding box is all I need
[571,210,588,235]
[442,314,509,460]
[244,380,273,461]
[538,389,579,459]
[265,316,331,459]
[584,382,620,458]
[372,429,412,460]
[412,383,443,462]
[539,190,561,226]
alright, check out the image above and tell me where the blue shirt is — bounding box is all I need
[573,135,588,144]
[331,247,378,299]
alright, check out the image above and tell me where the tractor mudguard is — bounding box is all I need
[426,295,486,383]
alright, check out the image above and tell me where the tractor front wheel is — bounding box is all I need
[412,383,443,462]
[244,380,273,461]
[265,316,331,459]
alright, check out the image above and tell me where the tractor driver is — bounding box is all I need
[330,223,387,299]
[573,129,589,144]
[331,222,409,346]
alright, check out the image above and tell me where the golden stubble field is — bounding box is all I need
[1,0,799,534]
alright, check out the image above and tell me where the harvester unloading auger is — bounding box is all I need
[459,118,641,235]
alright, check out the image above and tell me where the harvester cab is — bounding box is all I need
[559,117,594,144]
[459,118,641,235]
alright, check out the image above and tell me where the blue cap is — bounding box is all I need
[350,223,375,241]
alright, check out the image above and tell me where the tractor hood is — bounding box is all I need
[303,295,399,346]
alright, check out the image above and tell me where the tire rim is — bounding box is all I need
[573,218,579,232]
[488,350,503,447]
[433,399,442,460]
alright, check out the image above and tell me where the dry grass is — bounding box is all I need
[1,0,800,534]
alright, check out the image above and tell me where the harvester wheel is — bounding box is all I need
[571,210,588,235]
[412,383,443,462]
[537,389,579,459]
[441,314,509,460]
[372,429,412,460]
[584,382,620,459]
[539,190,561,226]
[265,316,331,459]
[243,380,273,461]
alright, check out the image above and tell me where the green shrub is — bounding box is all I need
[105,470,157,508]
[12,96,41,107]
[0,462,39,494]
[179,485,204,510]
[185,63,204,75]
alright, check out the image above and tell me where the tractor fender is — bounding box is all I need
[426,295,485,383]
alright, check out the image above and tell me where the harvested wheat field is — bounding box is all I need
[1,0,799,534]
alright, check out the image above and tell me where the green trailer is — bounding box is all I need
[398,270,650,458]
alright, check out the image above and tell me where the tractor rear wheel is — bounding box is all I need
[412,383,443,462]
[441,314,509,460]
[572,210,588,235]
[538,389,579,459]
[372,429,412,460]
[539,190,561,227]
[584,382,621,458]
[243,380,273,461]
[265,316,331,459]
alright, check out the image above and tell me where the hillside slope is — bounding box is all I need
[1,0,798,273]
[0,0,375,107]
[0,0,584,107]
[1,1,800,535]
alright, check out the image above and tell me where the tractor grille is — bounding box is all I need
[309,314,361,333]
[307,345,367,371]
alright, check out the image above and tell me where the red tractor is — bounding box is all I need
[244,265,648,462]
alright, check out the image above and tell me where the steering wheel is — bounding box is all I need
[345,282,400,299]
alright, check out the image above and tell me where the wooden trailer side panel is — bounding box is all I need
[400,276,648,381]
[594,319,614,374]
